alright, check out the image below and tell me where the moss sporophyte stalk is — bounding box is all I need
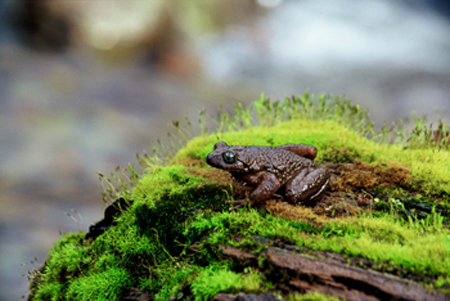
[27,93,450,301]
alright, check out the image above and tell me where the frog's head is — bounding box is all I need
[206,141,248,172]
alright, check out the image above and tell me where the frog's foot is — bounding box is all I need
[271,193,285,200]
[226,199,249,211]
[225,199,247,205]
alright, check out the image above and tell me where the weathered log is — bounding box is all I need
[220,245,448,301]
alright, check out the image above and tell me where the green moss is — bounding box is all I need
[66,267,132,301]
[191,267,266,301]
[139,263,199,301]
[286,292,341,301]
[29,233,89,300]
[28,93,450,300]
[186,209,450,280]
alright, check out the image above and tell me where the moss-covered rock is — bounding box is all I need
[28,93,450,300]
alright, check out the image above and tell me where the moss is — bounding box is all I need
[28,93,450,300]
[29,233,89,300]
[286,292,341,301]
[191,267,266,301]
[66,267,132,301]
[185,209,450,280]
[139,262,199,301]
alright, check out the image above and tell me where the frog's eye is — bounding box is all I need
[223,151,236,164]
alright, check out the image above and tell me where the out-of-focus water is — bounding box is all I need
[1,0,449,300]
[200,0,450,124]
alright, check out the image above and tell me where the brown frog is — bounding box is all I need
[206,141,330,210]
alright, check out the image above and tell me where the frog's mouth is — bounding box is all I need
[222,159,250,173]
[236,160,250,172]
[205,153,215,166]
[206,152,223,167]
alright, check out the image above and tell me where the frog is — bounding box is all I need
[206,141,330,210]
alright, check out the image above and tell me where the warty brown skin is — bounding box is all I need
[206,141,330,210]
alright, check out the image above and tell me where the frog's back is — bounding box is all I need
[239,146,312,183]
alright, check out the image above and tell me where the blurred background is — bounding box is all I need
[0,0,449,300]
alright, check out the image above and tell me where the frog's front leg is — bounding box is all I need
[284,168,330,204]
[228,172,281,210]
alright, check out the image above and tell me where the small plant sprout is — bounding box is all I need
[63,209,84,232]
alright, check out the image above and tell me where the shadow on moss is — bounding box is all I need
[135,185,228,256]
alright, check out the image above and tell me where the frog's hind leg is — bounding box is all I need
[285,168,330,204]
[277,144,317,160]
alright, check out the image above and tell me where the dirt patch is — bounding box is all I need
[189,165,232,182]
[261,191,371,224]
[262,199,332,225]
[325,160,411,192]
[174,157,206,168]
